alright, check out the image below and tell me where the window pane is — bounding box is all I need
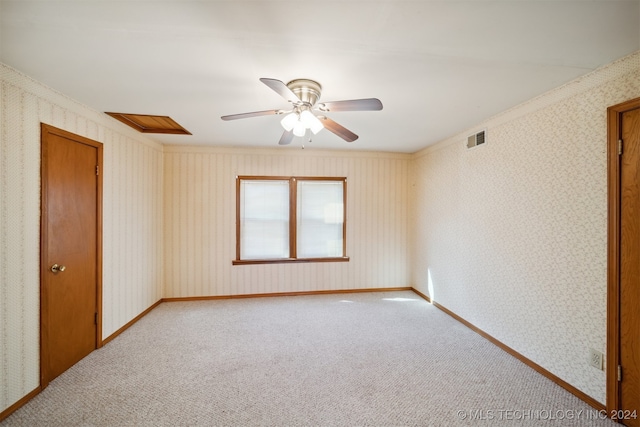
[297,180,344,258]
[240,180,289,259]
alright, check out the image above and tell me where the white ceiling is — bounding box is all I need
[1,1,639,153]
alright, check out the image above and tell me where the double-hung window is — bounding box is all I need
[234,176,348,264]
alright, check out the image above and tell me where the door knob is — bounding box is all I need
[51,264,66,273]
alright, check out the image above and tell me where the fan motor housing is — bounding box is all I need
[286,79,322,106]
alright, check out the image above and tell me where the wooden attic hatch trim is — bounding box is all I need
[105,112,192,135]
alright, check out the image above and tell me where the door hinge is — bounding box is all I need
[96,165,99,175]
[618,365,622,382]
[618,139,623,155]
[94,312,98,325]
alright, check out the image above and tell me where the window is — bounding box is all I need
[234,176,348,264]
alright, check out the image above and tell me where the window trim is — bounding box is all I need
[233,175,349,265]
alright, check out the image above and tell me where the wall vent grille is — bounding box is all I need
[467,130,486,149]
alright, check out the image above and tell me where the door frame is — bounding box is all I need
[40,123,104,388]
[607,97,640,412]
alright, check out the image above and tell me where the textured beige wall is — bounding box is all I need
[410,51,640,404]
[163,146,411,297]
[0,64,164,412]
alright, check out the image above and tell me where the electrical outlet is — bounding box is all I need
[589,348,603,370]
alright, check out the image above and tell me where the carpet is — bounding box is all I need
[1,291,617,426]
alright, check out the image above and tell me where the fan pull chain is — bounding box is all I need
[302,136,313,149]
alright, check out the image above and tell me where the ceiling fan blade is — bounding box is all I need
[317,98,383,112]
[221,109,282,121]
[318,116,359,142]
[260,78,300,103]
[278,130,294,145]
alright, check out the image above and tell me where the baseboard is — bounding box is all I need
[411,287,432,303]
[0,386,41,422]
[410,288,605,412]
[101,299,163,346]
[161,287,413,302]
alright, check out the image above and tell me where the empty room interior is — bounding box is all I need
[1,1,640,425]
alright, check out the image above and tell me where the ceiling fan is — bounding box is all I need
[221,78,383,145]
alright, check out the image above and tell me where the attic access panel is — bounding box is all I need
[105,112,192,135]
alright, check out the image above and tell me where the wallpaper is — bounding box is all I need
[163,147,411,297]
[2,48,639,415]
[0,64,164,412]
[410,51,640,404]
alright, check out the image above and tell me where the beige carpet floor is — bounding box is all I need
[2,291,617,426]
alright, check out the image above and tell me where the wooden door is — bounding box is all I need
[40,124,102,387]
[608,98,640,426]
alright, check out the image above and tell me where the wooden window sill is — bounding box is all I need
[233,257,350,266]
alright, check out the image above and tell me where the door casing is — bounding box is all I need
[607,97,640,414]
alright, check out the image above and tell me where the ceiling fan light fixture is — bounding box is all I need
[309,119,324,135]
[293,121,306,137]
[281,112,298,131]
[300,110,324,134]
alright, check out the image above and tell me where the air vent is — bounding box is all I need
[466,130,486,149]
